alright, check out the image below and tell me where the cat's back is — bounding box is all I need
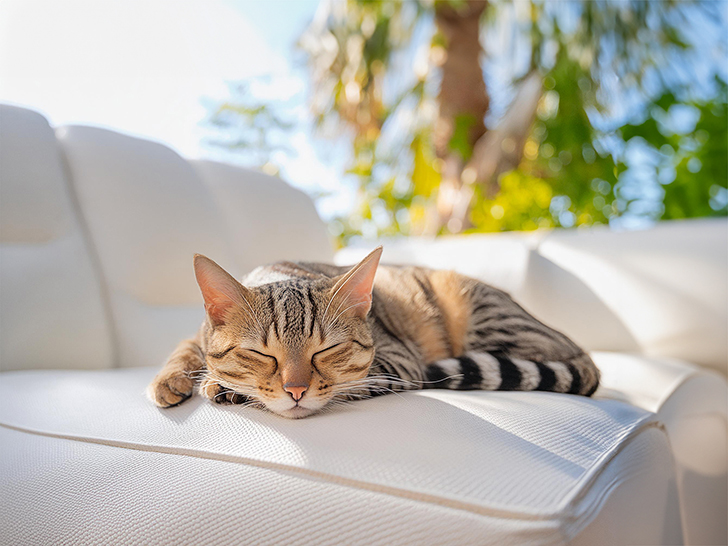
[244,259,471,307]
[241,261,347,287]
[244,259,463,294]
[367,264,473,362]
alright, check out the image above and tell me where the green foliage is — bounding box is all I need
[204,82,294,173]
[481,68,728,234]
[204,1,726,244]
[301,0,726,244]
[474,48,620,232]
[469,171,555,232]
[618,78,728,220]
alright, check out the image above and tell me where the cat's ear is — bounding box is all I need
[330,246,382,319]
[194,254,250,327]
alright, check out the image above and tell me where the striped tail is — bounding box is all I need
[424,351,600,397]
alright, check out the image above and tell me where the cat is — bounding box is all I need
[147,247,600,419]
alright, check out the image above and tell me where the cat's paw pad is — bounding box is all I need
[147,372,194,408]
[199,378,249,405]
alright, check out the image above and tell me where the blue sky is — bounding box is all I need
[224,0,320,56]
[0,0,349,218]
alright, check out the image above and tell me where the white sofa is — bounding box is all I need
[1,104,726,546]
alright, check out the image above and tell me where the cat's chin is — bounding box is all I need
[275,405,319,419]
[263,396,329,419]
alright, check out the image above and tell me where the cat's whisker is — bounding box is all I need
[322,293,348,333]
[333,375,419,391]
[359,373,465,388]
[411,374,464,386]
[321,278,352,332]
[324,295,355,334]
[325,301,369,334]
[331,382,407,400]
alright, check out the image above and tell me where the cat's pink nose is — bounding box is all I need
[284,383,308,401]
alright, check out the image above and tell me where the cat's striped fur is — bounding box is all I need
[148,248,599,418]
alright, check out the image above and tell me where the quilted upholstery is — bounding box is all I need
[57,125,236,369]
[192,160,333,275]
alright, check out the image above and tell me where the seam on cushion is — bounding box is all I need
[55,132,121,369]
[558,418,666,516]
[561,460,662,542]
[0,420,589,523]
[557,421,680,542]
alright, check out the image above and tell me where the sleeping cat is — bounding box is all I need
[148,247,600,418]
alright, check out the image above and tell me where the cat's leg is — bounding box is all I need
[424,283,600,396]
[147,338,205,407]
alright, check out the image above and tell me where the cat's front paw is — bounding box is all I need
[199,377,249,405]
[147,371,195,408]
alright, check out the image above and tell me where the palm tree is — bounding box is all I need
[299,0,726,241]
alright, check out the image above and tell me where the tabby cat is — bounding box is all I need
[148,247,600,418]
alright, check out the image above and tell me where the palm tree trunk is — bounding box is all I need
[431,0,489,234]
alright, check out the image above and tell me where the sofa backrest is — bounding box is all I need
[0,105,115,371]
[336,219,728,376]
[0,105,334,371]
[524,220,727,374]
[57,126,239,370]
[3,104,724,375]
[192,160,333,274]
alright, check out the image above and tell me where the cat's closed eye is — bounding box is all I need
[213,348,277,374]
[312,342,345,357]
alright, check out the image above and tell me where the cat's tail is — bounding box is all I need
[424,351,600,397]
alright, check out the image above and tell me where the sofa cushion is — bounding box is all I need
[0,105,114,371]
[0,422,679,546]
[595,352,728,546]
[2,353,713,545]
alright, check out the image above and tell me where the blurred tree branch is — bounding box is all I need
[215,0,726,244]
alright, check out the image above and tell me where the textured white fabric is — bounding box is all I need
[0,366,654,515]
[0,105,114,371]
[337,219,728,374]
[0,354,700,545]
[534,220,728,374]
[0,424,680,546]
[192,160,334,274]
[593,352,728,546]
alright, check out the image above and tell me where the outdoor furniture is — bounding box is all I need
[1,104,726,545]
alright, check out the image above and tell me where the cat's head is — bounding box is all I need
[194,248,382,418]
